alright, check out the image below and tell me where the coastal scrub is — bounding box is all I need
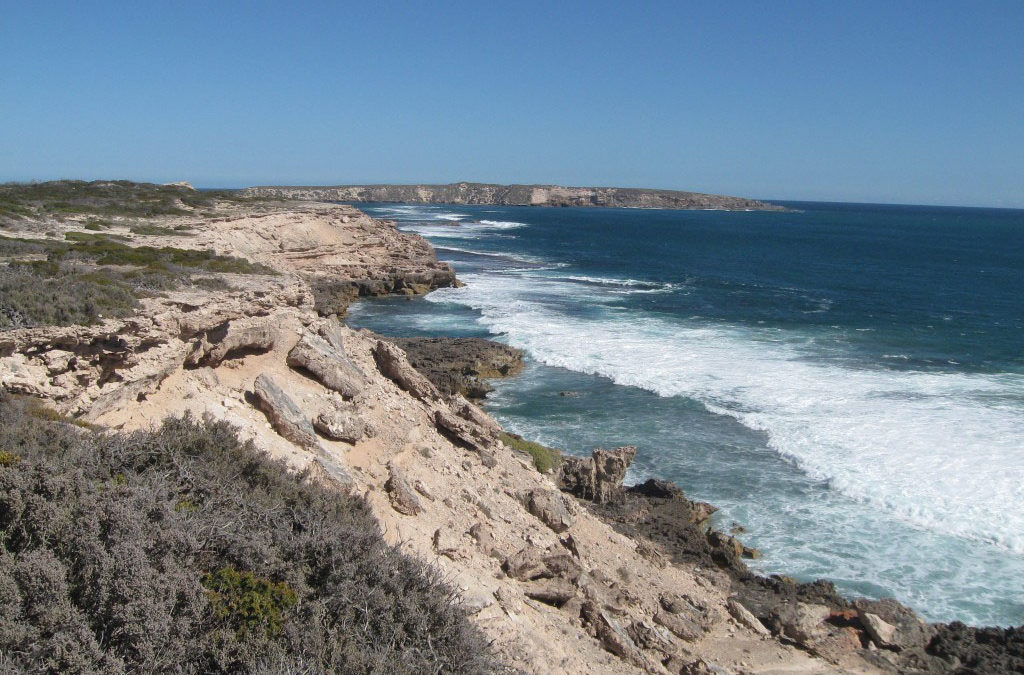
[0,395,496,674]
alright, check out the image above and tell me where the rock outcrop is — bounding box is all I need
[252,373,318,449]
[286,320,366,397]
[383,336,523,398]
[243,182,786,211]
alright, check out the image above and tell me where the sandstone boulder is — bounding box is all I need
[385,463,422,516]
[558,446,636,504]
[860,612,898,650]
[187,318,276,367]
[853,597,934,652]
[780,602,831,645]
[313,408,365,443]
[287,322,365,398]
[372,340,440,401]
[523,488,573,533]
[727,598,770,636]
[252,374,318,449]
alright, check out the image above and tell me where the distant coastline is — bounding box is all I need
[241,181,786,211]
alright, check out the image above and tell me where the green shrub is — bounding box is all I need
[202,567,297,636]
[499,431,562,473]
[0,395,496,674]
[0,264,140,328]
[0,233,273,329]
[129,224,194,236]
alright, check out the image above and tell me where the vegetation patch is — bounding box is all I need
[129,223,194,236]
[0,233,274,329]
[0,263,142,328]
[499,431,563,473]
[0,180,268,222]
[0,395,496,674]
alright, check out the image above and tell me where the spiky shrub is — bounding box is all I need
[0,395,496,674]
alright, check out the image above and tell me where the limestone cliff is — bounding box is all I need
[242,182,785,211]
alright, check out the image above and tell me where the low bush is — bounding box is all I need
[0,234,274,329]
[0,395,496,674]
[129,224,194,236]
[0,264,140,328]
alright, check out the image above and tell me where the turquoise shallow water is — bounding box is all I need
[346,201,1024,626]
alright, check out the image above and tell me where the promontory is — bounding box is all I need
[242,182,784,211]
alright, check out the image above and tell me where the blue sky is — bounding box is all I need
[2,1,1022,207]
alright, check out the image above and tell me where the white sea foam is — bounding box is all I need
[432,246,549,265]
[399,219,527,241]
[551,274,681,294]
[476,219,528,229]
[429,272,1024,554]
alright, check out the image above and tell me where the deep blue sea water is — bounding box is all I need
[345,201,1024,627]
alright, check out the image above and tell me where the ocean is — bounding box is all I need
[345,200,1024,627]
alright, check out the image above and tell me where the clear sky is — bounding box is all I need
[2,1,1022,207]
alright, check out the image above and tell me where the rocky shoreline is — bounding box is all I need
[242,181,786,211]
[1,184,1019,675]
[390,341,1024,675]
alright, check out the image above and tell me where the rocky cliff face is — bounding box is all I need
[242,182,785,211]
[2,192,1012,675]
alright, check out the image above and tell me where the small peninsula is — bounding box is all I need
[242,182,784,211]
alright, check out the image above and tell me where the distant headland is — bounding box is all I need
[241,182,785,211]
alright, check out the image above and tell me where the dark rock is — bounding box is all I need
[925,622,1024,675]
[251,374,318,449]
[309,267,458,317]
[383,337,523,399]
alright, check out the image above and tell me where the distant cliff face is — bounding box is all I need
[242,182,784,211]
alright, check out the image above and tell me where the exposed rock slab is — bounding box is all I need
[372,340,440,402]
[287,320,366,398]
[313,408,365,443]
[252,373,318,449]
[385,463,422,516]
[523,488,573,533]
